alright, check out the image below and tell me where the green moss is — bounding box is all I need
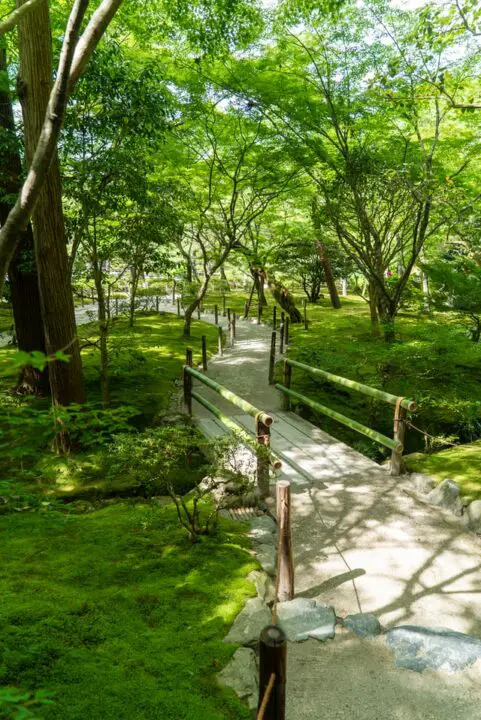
[0,306,13,334]
[0,503,256,719]
[405,441,481,501]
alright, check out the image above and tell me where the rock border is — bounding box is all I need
[405,473,481,533]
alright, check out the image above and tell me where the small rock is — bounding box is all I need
[277,598,336,642]
[426,479,463,516]
[409,473,436,495]
[386,625,481,673]
[248,570,276,605]
[256,545,277,576]
[224,597,271,646]
[343,613,382,638]
[466,500,481,532]
[218,647,258,710]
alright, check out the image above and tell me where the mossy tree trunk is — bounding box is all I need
[316,239,341,310]
[267,274,302,323]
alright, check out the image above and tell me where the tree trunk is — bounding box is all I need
[244,279,256,318]
[17,0,85,407]
[316,240,341,309]
[341,278,348,297]
[93,266,110,405]
[267,274,302,323]
[368,281,380,338]
[377,295,396,343]
[0,47,48,394]
[183,281,209,337]
[129,267,140,327]
[220,265,230,291]
[251,266,267,307]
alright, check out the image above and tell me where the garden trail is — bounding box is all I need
[175,300,481,719]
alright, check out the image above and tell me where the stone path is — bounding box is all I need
[180,303,481,718]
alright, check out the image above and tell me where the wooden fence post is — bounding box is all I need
[202,335,208,372]
[80,288,84,306]
[272,306,277,330]
[256,414,271,498]
[177,298,181,316]
[276,481,294,602]
[244,300,249,319]
[285,318,289,346]
[232,312,236,340]
[115,298,119,315]
[258,625,287,720]
[217,326,223,356]
[184,348,193,415]
[391,401,406,476]
[227,307,231,327]
[214,304,218,325]
[197,305,201,320]
[172,280,176,304]
[282,361,292,411]
[303,299,308,330]
[155,295,159,312]
[269,331,277,385]
[257,303,262,325]
[279,323,285,355]
[222,294,226,317]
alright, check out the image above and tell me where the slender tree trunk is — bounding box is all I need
[17,0,85,407]
[93,266,110,405]
[251,265,267,307]
[341,278,348,297]
[0,47,48,393]
[244,279,256,318]
[267,274,302,323]
[368,280,380,338]
[183,280,209,337]
[315,239,341,309]
[377,294,396,343]
[129,267,140,327]
[220,265,230,291]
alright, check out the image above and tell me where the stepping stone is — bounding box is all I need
[277,598,336,642]
[386,626,481,672]
[218,647,258,710]
[224,597,271,646]
[344,613,382,638]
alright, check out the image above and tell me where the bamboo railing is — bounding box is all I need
[276,358,416,476]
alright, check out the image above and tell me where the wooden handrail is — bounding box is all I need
[286,358,416,411]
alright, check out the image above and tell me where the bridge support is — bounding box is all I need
[256,413,271,498]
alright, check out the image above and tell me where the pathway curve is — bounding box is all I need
[176,301,481,719]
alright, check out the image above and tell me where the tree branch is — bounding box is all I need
[0,0,42,37]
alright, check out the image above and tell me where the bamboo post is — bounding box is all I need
[282,361,292,411]
[257,302,262,325]
[222,294,226,317]
[184,348,193,415]
[303,299,308,330]
[391,401,407,476]
[256,413,271,498]
[272,306,277,330]
[268,331,277,385]
[201,335,208,371]
[217,325,223,356]
[214,304,218,325]
[279,323,285,355]
[285,318,289,346]
[258,625,287,720]
[177,298,181,316]
[276,481,294,602]
[172,280,176,303]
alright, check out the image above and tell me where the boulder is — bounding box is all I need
[277,598,336,642]
[224,597,271,646]
[218,647,258,710]
[343,613,382,638]
[426,479,463,516]
[386,625,481,673]
[247,570,276,605]
[255,545,277,576]
[409,473,437,495]
[250,515,277,534]
[466,500,481,532]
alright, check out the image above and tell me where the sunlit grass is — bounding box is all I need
[405,441,481,501]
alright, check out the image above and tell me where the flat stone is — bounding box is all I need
[250,515,276,534]
[249,526,276,547]
[466,500,481,532]
[343,613,382,638]
[224,597,271,646]
[217,647,258,710]
[409,472,437,495]
[277,598,336,642]
[426,479,463,516]
[247,570,276,604]
[386,626,481,673]
[256,545,277,576]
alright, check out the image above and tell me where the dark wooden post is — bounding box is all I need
[282,361,292,411]
[177,298,181,316]
[258,625,287,720]
[303,299,308,330]
[232,312,236,339]
[217,326,223,356]
[155,295,159,312]
[80,288,84,306]
[197,304,201,320]
[256,414,271,498]
[184,348,193,415]
[227,307,231,328]
[285,318,289,346]
[276,481,294,602]
[229,312,235,346]
[222,294,226,317]
[214,304,218,325]
[115,298,119,315]
[279,323,285,355]
[172,280,176,303]
[272,306,277,330]
[201,335,207,371]
[244,300,249,319]
[269,331,277,385]
[391,402,406,476]
[257,303,262,325]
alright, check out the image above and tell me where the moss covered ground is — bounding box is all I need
[0,305,13,334]
[405,441,481,501]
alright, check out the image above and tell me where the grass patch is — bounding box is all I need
[0,306,13,334]
[405,441,481,501]
[0,502,256,719]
